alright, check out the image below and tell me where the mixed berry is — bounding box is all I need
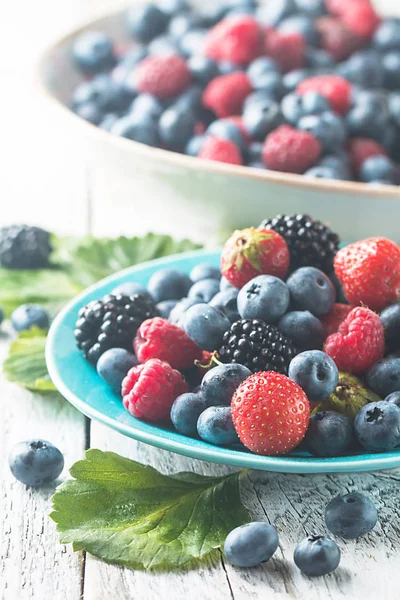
[70,0,400,185]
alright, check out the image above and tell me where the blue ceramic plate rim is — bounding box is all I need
[46,249,400,474]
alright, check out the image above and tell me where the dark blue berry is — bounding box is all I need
[305,48,334,69]
[148,268,192,302]
[130,93,163,120]
[319,155,351,180]
[281,91,330,125]
[148,34,180,55]
[373,18,400,52]
[190,263,221,283]
[185,135,206,156]
[207,120,245,152]
[157,0,189,17]
[99,113,118,131]
[169,297,202,324]
[305,165,342,180]
[159,106,196,150]
[237,275,290,323]
[256,0,296,27]
[97,348,138,393]
[112,113,160,146]
[289,351,339,402]
[242,99,283,141]
[279,15,320,45]
[389,93,400,126]
[340,50,384,89]
[175,85,203,113]
[201,363,251,406]
[75,102,104,125]
[113,47,148,83]
[355,401,400,452]
[380,302,400,352]
[179,28,207,57]
[197,406,239,445]
[156,299,178,318]
[298,112,347,151]
[279,311,324,351]
[209,289,240,323]
[224,522,279,567]
[294,0,326,17]
[72,32,116,73]
[383,52,400,90]
[112,281,150,299]
[220,276,235,292]
[168,11,200,39]
[12,304,49,332]
[360,156,397,184]
[170,392,207,436]
[197,4,229,27]
[325,492,378,539]
[366,357,400,398]
[346,101,390,142]
[188,55,219,85]
[183,304,231,351]
[128,3,169,43]
[218,61,244,75]
[385,391,400,408]
[188,278,220,303]
[282,69,312,93]
[247,57,281,91]
[287,267,336,317]
[294,535,341,576]
[246,142,263,163]
[73,75,135,114]
[305,411,353,457]
[9,440,64,487]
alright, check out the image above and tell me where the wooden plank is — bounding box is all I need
[0,325,87,600]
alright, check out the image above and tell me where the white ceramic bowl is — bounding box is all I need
[37,2,400,244]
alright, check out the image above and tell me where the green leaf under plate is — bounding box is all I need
[51,449,250,571]
[3,327,57,392]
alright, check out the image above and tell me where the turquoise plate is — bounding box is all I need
[46,250,400,474]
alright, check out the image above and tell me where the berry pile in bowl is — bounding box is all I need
[67,0,400,185]
[71,213,400,460]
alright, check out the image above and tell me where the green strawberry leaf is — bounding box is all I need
[51,450,250,571]
[3,327,58,392]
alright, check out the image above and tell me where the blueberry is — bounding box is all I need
[243,100,283,141]
[168,11,200,39]
[298,112,347,152]
[385,391,400,407]
[327,269,348,303]
[197,406,239,445]
[319,155,351,181]
[157,0,189,17]
[148,268,192,303]
[71,32,116,74]
[188,55,219,85]
[246,142,263,163]
[188,278,220,303]
[340,50,384,89]
[247,57,281,93]
[190,263,221,283]
[130,94,163,120]
[185,135,206,156]
[282,69,312,93]
[197,4,229,27]
[201,363,251,406]
[77,75,135,113]
[112,47,148,83]
[99,113,118,131]
[179,28,207,57]
[148,34,180,55]
[281,93,303,125]
[346,102,390,142]
[237,275,290,323]
[112,281,151,300]
[111,113,160,146]
[354,401,400,452]
[373,18,400,52]
[75,102,104,125]
[183,304,231,351]
[383,52,400,90]
[380,302,400,352]
[304,165,341,180]
[279,311,324,351]
[281,91,330,125]
[325,492,378,539]
[169,297,201,324]
[366,358,400,397]
[209,289,240,323]
[175,85,203,114]
[224,522,279,567]
[294,0,326,16]
[256,0,296,26]
[218,61,245,75]
[287,267,335,317]
[156,299,178,318]
[220,276,235,292]
[279,15,320,45]
[306,48,334,69]
[9,440,64,487]
[96,347,138,393]
[170,392,207,436]
[207,120,245,152]
[289,351,338,402]
[128,3,169,43]
[11,304,49,332]
[159,106,196,150]
[389,93,400,127]
[360,156,397,184]
[306,411,353,457]
[294,535,341,577]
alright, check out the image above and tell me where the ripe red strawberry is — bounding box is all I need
[231,371,310,456]
[348,138,387,176]
[122,358,188,422]
[297,75,352,115]
[334,238,400,311]
[340,1,381,39]
[198,136,243,165]
[135,54,192,99]
[134,317,202,370]
[320,303,353,339]
[316,16,364,61]
[202,72,253,118]
[204,16,263,66]
[262,125,322,174]
[221,227,290,288]
[264,29,305,73]
[324,307,384,374]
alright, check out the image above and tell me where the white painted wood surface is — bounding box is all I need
[1,1,400,599]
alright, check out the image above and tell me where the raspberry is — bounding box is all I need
[231,371,310,456]
[316,16,364,61]
[320,303,353,339]
[297,75,352,115]
[135,54,192,99]
[262,125,322,174]
[204,16,263,66]
[134,317,202,370]
[198,136,243,165]
[340,1,381,40]
[334,238,400,311]
[348,138,387,176]
[122,358,188,422]
[202,72,252,118]
[264,29,305,73]
[324,307,384,374]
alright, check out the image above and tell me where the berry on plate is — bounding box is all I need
[96,347,138,393]
[200,363,251,406]
[237,274,290,323]
[325,492,378,539]
[148,268,192,303]
[324,306,384,374]
[224,522,279,567]
[197,406,239,445]
[188,278,220,303]
[286,267,336,317]
[262,124,322,173]
[209,289,240,323]
[380,301,400,353]
[288,350,339,402]
[354,400,400,452]
[365,357,400,397]
[170,391,207,436]
[385,391,400,407]
[9,440,64,487]
[183,303,231,351]
[221,227,290,289]
[304,411,353,457]
[334,237,400,311]
[294,535,341,577]
[122,358,188,422]
[190,263,221,283]
[278,311,324,351]
[231,371,310,455]
[134,317,202,370]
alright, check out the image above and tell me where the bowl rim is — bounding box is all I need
[34,3,400,198]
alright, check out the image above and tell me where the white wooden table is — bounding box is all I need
[1,1,400,598]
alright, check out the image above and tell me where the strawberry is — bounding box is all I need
[324,307,384,374]
[320,303,353,338]
[231,371,310,456]
[334,237,400,311]
[221,227,290,288]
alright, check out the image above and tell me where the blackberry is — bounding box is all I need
[218,319,296,374]
[259,214,340,272]
[0,225,52,269]
[75,293,156,365]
